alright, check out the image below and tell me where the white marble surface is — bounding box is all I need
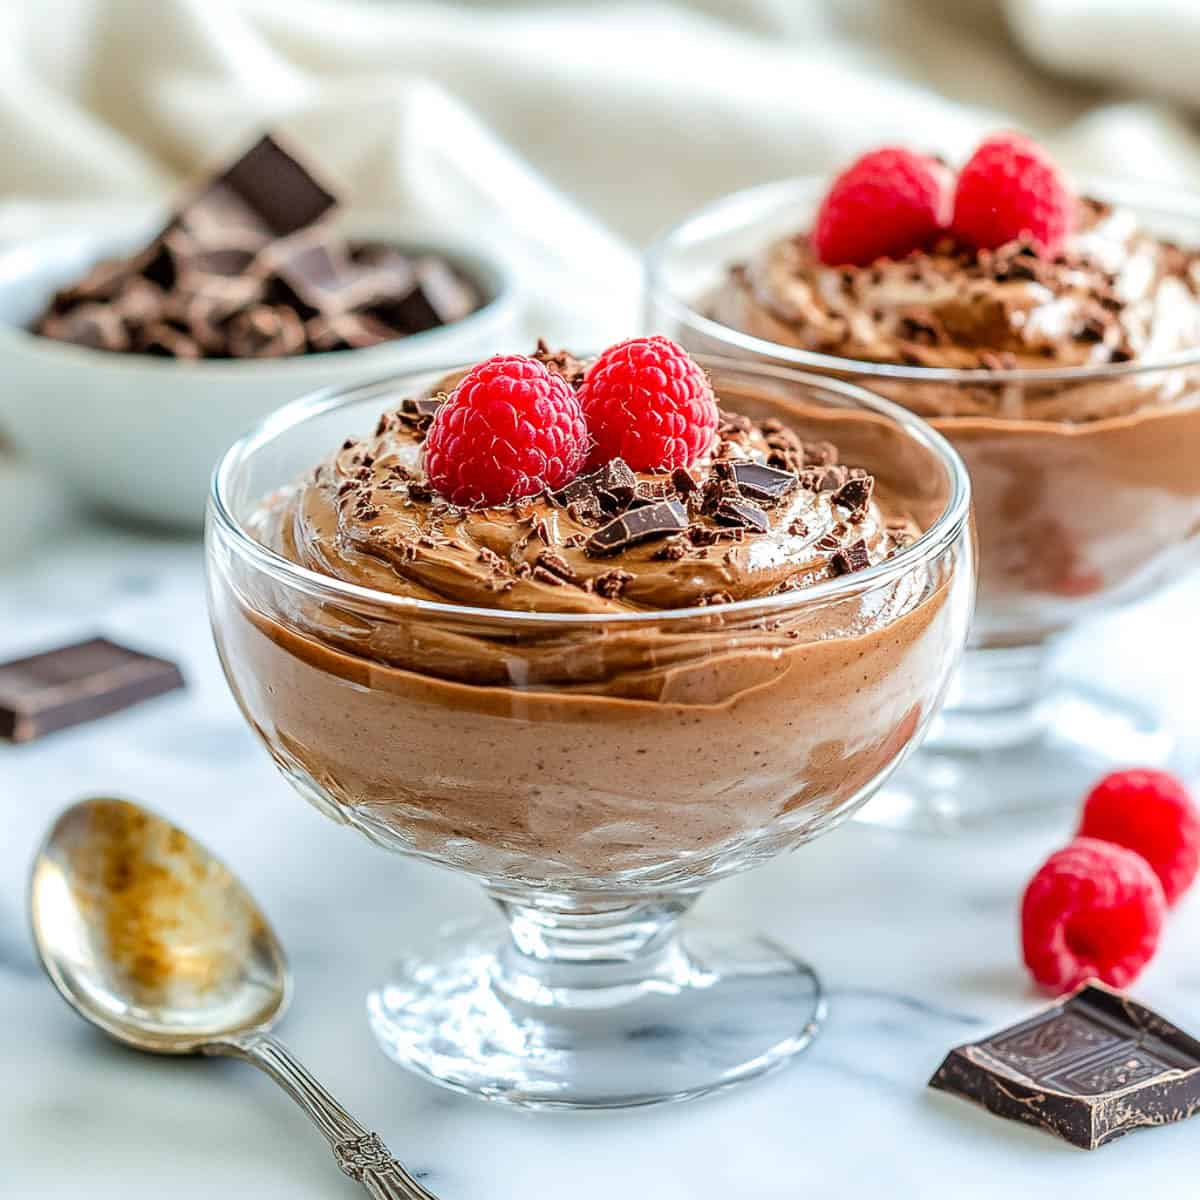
[3,518,1199,1199]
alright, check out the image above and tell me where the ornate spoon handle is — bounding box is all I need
[206,1033,438,1199]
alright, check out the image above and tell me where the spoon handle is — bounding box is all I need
[208,1033,439,1199]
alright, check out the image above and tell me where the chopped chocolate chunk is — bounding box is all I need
[830,539,871,576]
[535,550,577,583]
[400,394,447,420]
[592,568,633,598]
[0,637,184,742]
[39,304,130,353]
[585,500,688,557]
[686,524,722,547]
[712,499,770,533]
[365,256,478,334]
[549,473,602,521]
[532,339,586,386]
[654,535,689,561]
[406,482,434,503]
[306,312,396,352]
[220,303,307,359]
[595,459,637,511]
[670,467,699,497]
[177,133,337,242]
[929,984,1200,1151]
[832,475,874,517]
[633,478,674,505]
[730,461,799,505]
[476,547,507,573]
[787,517,809,537]
[138,322,202,359]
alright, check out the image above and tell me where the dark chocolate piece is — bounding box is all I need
[730,461,798,505]
[39,304,130,353]
[263,238,359,316]
[670,467,698,498]
[548,474,603,522]
[832,475,875,516]
[306,312,396,352]
[594,459,637,511]
[929,984,1200,1150]
[399,395,447,419]
[585,500,688,557]
[830,539,870,576]
[226,305,306,359]
[178,134,337,241]
[138,322,202,360]
[0,637,184,743]
[365,257,478,333]
[712,499,769,533]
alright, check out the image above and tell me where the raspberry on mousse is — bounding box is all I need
[951,131,1075,258]
[578,335,719,471]
[423,353,589,507]
[811,147,952,267]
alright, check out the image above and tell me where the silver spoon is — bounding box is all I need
[29,796,435,1200]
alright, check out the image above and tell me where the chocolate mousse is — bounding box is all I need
[706,158,1200,641]
[212,346,969,889]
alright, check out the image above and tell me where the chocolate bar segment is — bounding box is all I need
[929,983,1200,1149]
[178,133,337,241]
[0,638,185,743]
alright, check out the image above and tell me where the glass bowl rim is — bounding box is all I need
[208,354,971,627]
[644,174,1200,385]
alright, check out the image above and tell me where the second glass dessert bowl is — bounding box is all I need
[646,178,1200,827]
[206,355,972,1109]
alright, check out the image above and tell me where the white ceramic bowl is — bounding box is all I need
[0,213,524,528]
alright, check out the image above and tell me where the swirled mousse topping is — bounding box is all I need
[711,134,1200,373]
[253,340,918,615]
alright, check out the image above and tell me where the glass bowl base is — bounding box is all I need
[366,917,825,1110]
[859,677,1189,832]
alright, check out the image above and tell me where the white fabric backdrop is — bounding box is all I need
[3,0,1200,547]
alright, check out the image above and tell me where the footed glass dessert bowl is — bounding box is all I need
[646,172,1200,828]
[206,349,972,1108]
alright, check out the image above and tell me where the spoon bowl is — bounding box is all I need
[30,797,432,1198]
[30,797,288,1054]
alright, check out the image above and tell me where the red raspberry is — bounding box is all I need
[424,354,589,507]
[951,132,1075,257]
[579,336,718,471]
[1021,837,1165,995]
[1078,769,1200,907]
[812,147,951,267]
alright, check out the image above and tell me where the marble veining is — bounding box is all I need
[2,519,1199,1198]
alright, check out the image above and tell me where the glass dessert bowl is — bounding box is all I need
[206,350,972,1109]
[646,175,1200,828]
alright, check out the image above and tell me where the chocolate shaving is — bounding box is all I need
[535,550,577,583]
[591,568,633,598]
[532,339,586,386]
[585,499,688,557]
[831,539,871,576]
